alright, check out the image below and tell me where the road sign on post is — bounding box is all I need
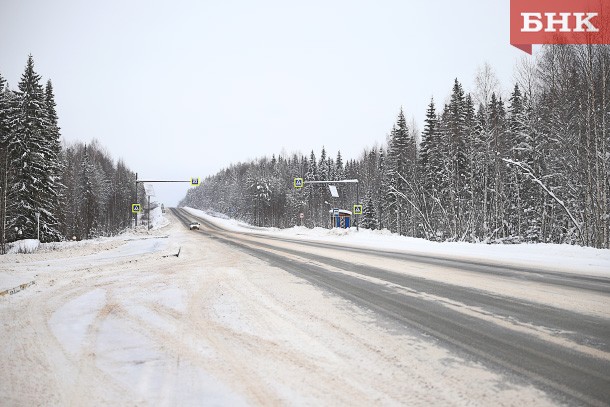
[191,177,200,186]
[131,204,142,213]
[353,204,363,215]
[294,178,304,188]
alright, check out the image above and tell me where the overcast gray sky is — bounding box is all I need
[1,0,527,206]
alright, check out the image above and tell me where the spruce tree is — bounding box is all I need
[318,147,328,181]
[305,150,318,225]
[0,74,9,251]
[80,145,97,239]
[419,98,437,183]
[384,108,416,235]
[446,79,468,237]
[376,147,385,229]
[383,125,399,232]
[487,93,509,240]
[361,195,378,230]
[306,150,318,182]
[507,84,527,240]
[10,55,61,241]
[335,151,344,180]
[40,80,63,241]
[462,93,476,239]
[419,98,442,236]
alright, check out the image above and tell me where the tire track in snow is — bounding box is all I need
[174,208,610,407]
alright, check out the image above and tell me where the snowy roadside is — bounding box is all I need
[183,207,610,277]
[0,206,171,294]
[0,207,560,406]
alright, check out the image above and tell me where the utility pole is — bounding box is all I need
[147,195,151,230]
[36,211,40,241]
[134,172,138,228]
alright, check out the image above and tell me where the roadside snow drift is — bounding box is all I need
[1,208,606,405]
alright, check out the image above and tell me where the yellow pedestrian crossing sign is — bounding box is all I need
[131,203,142,213]
[294,178,304,188]
[191,177,200,186]
[353,204,363,215]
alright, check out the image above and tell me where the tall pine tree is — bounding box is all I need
[9,55,61,241]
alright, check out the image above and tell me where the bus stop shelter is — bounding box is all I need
[329,209,352,229]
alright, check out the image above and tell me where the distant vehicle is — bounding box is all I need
[189,222,200,230]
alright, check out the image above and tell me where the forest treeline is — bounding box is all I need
[0,55,140,253]
[181,45,610,249]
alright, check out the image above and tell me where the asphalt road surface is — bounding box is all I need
[173,208,610,407]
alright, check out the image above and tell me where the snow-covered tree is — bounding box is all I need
[9,55,61,242]
[360,195,378,230]
[0,73,13,252]
[383,108,417,235]
[177,45,609,249]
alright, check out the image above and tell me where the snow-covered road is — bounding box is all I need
[1,209,608,406]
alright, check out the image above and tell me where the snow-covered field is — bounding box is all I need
[1,207,607,405]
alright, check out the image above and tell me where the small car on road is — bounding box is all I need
[189,222,200,230]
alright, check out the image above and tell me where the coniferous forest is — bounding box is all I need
[2,46,609,252]
[0,55,139,253]
[181,45,610,249]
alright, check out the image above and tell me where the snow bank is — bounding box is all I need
[149,205,170,230]
[7,239,40,254]
[0,209,171,295]
[183,207,610,277]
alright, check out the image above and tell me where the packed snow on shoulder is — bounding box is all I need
[6,238,40,254]
[183,207,610,277]
[0,205,592,406]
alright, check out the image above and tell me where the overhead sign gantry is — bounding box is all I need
[132,174,201,228]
